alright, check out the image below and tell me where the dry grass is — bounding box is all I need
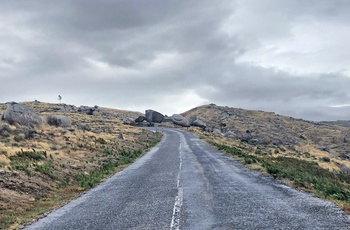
[0,101,162,229]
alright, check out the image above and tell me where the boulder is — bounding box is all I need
[118,133,124,140]
[145,110,164,123]
[172,114,190,127]
[192,119,206,128]
[46,115,72,127]
[2,102,42,127]
[135,116,146,122]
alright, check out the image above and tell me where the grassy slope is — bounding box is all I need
[0,101,162,229]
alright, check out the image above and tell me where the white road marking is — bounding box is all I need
[170,131,190,230]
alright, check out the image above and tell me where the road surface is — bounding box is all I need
[25,128,350,229]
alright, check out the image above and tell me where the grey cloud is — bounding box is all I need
[0,0,349,121]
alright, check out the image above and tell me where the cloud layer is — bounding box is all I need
[0,0,349,120]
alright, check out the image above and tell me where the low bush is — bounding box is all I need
[35,162,57,180]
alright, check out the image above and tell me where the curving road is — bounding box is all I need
[25,128,350,229]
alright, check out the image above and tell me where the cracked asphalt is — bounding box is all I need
[25,128,350,229]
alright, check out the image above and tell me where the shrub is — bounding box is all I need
[10,150,45,161]
[35,162,57,180]
[13,135,23,142]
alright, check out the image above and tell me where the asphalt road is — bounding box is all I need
[25,128,350,229]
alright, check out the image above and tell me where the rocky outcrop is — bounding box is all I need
[46,115,72,127]
[2,102,42,127]
[145,110,164,123]
[172,114,190,127]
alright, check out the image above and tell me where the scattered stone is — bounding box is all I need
[0,123,11,134]
[317,145,328,151]
[213,129,223,136]
[206,127,213,132]
[172,114,190,127]
[135,116,146,122]
[24,129,35,139]
[224,131,236,138]
[123,118,136,125]
[77,123,91,131]
[78,106,95,115]
[61,130,71,134]
[145,110,164,123]
[2,102,42,127]
[46,115,72,127]
[118,133,124,140]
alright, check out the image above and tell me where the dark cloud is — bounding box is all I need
[0,0,349,121]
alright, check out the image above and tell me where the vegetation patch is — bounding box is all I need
[211,142,350,209]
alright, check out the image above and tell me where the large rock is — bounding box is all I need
[2,102,42,127]
[192,119,206,128]
[172,114,190,127]
[145,110,164,123]
[46,115,72,127]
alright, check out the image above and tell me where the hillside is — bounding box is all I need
[182,104,350,171]
[0,101,162,229]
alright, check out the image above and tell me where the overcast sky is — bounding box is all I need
[1,0,349,121]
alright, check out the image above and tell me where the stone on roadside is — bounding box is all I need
[172,114,190,127]
[145,110,164,123]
